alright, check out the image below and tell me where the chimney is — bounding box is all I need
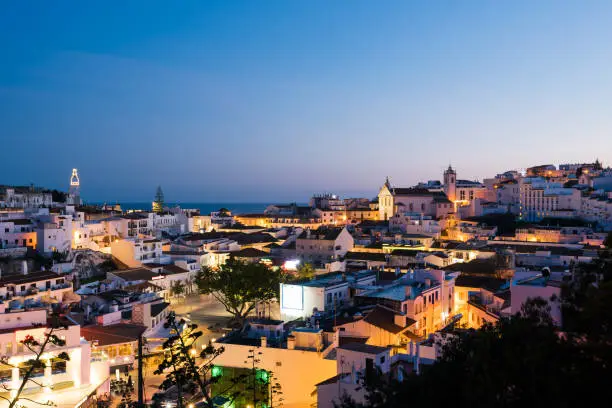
[287,335,295,350]
[260,336,267,348]
[424,278,431,288]
[22,260,28,275]
[405,285,412,298]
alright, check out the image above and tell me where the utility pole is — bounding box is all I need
[138,334,144,406]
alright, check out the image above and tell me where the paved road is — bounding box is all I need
[172,294,233,346]
[110,295,233,406]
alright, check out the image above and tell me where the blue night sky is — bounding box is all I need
[2,1,612,202]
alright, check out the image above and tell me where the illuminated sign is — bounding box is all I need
[283,259,300,271]
[281,284,304,311]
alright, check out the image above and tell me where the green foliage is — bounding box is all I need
[51,251,67,263]
[153,186,165,214]
[195,258,282,329]
[110,377,136,408]
[339,258,612,408]
[49,189,67,203]
[296,263,315,280]
[604,231,612,249]
[0,317,70,408]
[98,259,118,272]
[154,312,235,408]
[171,281,186,297]
[464,213,521,235]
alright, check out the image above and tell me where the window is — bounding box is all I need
[379,356,386,364]
[5,343,12,355]
[51,357,67,374]
[0,367,11,382]
[20,361,44,379]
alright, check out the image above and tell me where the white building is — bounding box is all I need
[280,271,376,321]
[0,186,53,209]
[389,213,442,235]
[519,177,581,221]
[0,305,109,408]
[36,214,74,254]
[296,227,354,265]
[356,269,458,337]
[0,218,36,249]
[0,270,75,307]
[110,238,166,267]
[378,180,454,221]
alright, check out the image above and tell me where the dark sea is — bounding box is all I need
[95,202,268,215]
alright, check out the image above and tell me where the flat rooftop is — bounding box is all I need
[292,270,376,288]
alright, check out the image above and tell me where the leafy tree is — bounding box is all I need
[110,376,135,408]
[49,189,67,203]
[0,317,70,408]
[338,297,611,408]
[154,312,238,408]
[184,276,196,295]
[196,258,282,330]
[171,281,186,298]
[604,231,612,249]
[153,186,164,214]
[296,263,315,280]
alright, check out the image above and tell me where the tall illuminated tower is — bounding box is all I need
[443,165,456,203]
[68,168,81,205]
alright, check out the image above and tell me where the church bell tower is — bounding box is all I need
[443,165,456,203]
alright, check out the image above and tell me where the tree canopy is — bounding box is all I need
[195,258,282,329]
[339,258,612,408]
[154,312,234,408]
[296,262,316,280]
[604,231,612,249]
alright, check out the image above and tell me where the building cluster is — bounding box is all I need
[0,160,610,407]
[184,161,611,407]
